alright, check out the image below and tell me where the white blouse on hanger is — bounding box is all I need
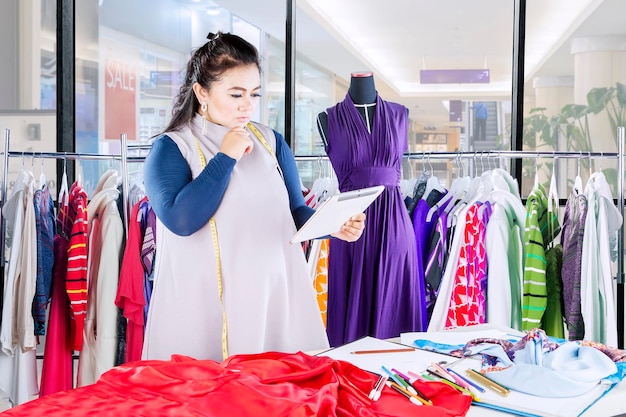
[580,171,622,347]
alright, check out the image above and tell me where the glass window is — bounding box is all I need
[0,0,58,197]
[4,1,626,198]
[523,0,625,197]
[67,0,280,194]
[294,1,515,189]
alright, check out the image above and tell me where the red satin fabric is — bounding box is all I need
[4,352,471,416]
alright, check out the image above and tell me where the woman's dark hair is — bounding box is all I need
[163,31,261,133]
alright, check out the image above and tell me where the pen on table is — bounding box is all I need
[471,401,542,417]
[425,369,478,399]
[391,368,433,405]
[350,347,416,354]
[381,365,418,396]
[431,362,458,383]
[446,367,485,393]
[442,366,472,390]
[466,368,510,397]
[368,374,383,400]
[415,371,436,381]
[369,375,388,401]
[386,380,425,406]
[407,370,432,383]
[427,365,456,384]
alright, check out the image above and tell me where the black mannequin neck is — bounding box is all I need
[348,73,377,105]
[348,73,376,132]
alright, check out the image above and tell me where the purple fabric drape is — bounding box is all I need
[324,94,424,346]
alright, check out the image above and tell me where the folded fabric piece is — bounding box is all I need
[464,329,618,397]
[2,351,472,416]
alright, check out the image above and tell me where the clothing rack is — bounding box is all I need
[2,128,625,346]
[295,126,626,348]
[1,128,130,265]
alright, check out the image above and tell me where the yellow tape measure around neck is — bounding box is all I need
[193,135,228,360]
[246,122,284,180]
[191,122,281,360]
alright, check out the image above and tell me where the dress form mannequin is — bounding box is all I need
[317,72,377,146]
[319,73,423,345]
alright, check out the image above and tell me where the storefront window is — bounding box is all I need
[72,0,260,194]
[2,1,625,197]
[523,0,624,197]
[294,1,515,189]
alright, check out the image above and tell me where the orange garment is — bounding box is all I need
[313,238,330,327]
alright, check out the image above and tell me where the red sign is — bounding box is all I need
[105,59,136,139]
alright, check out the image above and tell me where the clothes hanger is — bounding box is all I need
[76,155,83,187]
[532,153,539,191]
[308,156,325,207]
[573,151,583,195]
[38,154,46,190]
[546,154,560,248]
[422,153,446,200]
[425,154,459,222]
[447,153,483,228]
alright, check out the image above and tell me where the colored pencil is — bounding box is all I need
[387,381,429,406]
[447,367,485,393]
[350,347,416,354]
[466,368,510,397]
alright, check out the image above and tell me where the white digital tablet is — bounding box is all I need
[290,185,385,244]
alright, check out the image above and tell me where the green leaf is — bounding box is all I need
[587,87,613,114]
[616,82,626,108]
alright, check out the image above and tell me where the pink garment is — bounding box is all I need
[39,235,73,396]
[445,203,487,328]
[115,197,148,363]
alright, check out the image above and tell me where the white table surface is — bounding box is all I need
[316,325,626,417]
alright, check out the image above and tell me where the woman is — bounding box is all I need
[142,31,365,361]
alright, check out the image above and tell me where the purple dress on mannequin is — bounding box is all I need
[324,94,424,346]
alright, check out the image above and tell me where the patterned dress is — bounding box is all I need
[324,93,423,345]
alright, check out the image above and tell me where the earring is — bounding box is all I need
[201,101,208,135]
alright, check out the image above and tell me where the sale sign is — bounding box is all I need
[104,58,137,140]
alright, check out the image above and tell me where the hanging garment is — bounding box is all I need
[142,116,328,361]
[324,94,423,345]
[543,244,565,338]
[32,185,55,336]
[115,197,148,364]
[445,202,489,329]
[40,168,74,397]
[522,184,560,331]
[139,200,156,323]
[39,236,73,396]
[312,238,330,327]
[66,182,89,351]
[560,189,588,340]
[484,188,526,330]
[412,191,446,325]
[423,209,449,321]
[430,169,519,332]
[581,172,622,347]
[0,170,38,406]
[77,174,124,386]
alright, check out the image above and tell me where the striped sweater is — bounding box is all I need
[522,184,561,330]
[66,182,89,351]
